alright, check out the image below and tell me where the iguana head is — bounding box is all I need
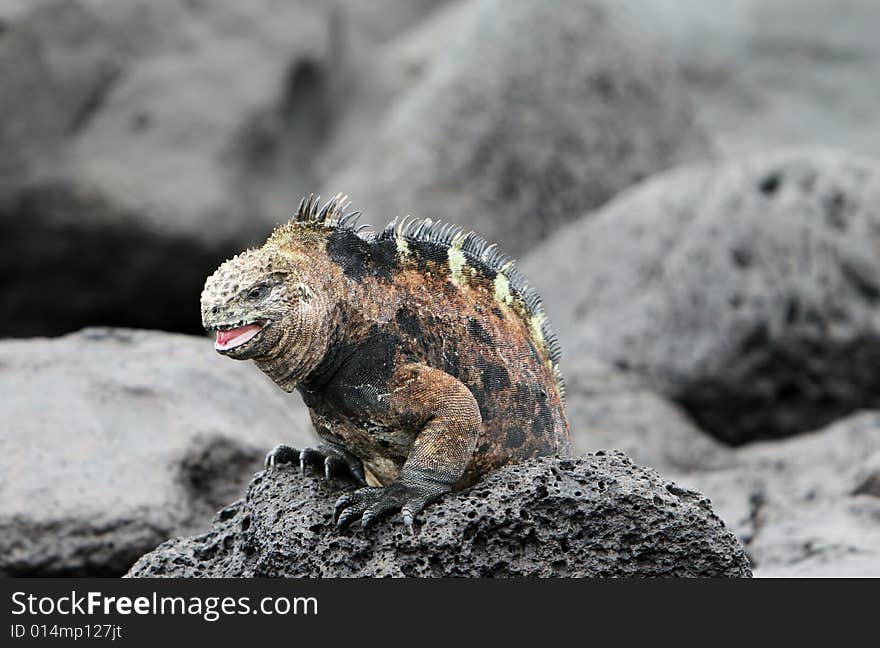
[200,243,334,386]
[201,195,363,390]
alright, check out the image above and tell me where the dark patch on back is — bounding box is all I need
[395,307,422,339]
[327,229,397,281]
[367,238,399,281]
[505,427,526,449]
[467,317,494,345]
[531,411,553,441]
[441,347,461,379]
[327,229,369,280]
[531,389,553,440]
[345,327,401,384]
[469,261,497,281]
[407,239,450,275]
[477,357,511,391]
[491,306,505,320]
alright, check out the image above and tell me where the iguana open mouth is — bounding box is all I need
[214,322,265,351]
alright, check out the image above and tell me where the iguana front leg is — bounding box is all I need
[334,363,481,532]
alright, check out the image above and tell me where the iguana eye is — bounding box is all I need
[246,283,270,301]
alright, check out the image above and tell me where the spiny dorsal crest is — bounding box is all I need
[269,194,371,245]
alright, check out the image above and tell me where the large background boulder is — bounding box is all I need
[0,0,444,337]
[565,356,730,473]
[561,362,880,577]
[0,328,312,576]
[0,0,121,185]
[671,411,880,577]
[626,0,880,158]
[326,0,711,257]
[126,453,751,578]
[524,148,880,444]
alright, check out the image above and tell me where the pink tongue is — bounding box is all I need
[215,324,262,348]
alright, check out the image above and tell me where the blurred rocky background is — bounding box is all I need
[1,0,879,577]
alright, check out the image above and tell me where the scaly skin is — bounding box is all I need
[201,195,571,531]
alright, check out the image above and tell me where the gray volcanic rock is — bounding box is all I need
[0,0,404,337]
[377,0,477,86]
[0,328,313,576]
[0,0,121,185]
[326,0,711,257]
[627,0,880,158]
[672,411,880,577]
[336,0,452,44]
[125,452,751,578]
[524,148,880,444]
[565,357,730,473]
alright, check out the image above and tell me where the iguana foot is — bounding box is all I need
[264,443,298,469]
[334,479,447,533]
[265,443,367,486]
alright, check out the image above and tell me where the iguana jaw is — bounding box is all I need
[211,320,268,353]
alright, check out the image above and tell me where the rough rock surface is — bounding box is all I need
[0,328,312,576]
[125,452,751,578]
[524,148,880,444]
[326,0,711,257]
[671,411,880,577]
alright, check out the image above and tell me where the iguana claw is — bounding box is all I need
[264,443,367,486]
[333,480,444,531]
[264,443,298,470]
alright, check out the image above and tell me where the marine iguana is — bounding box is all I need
[201,195,570,531]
